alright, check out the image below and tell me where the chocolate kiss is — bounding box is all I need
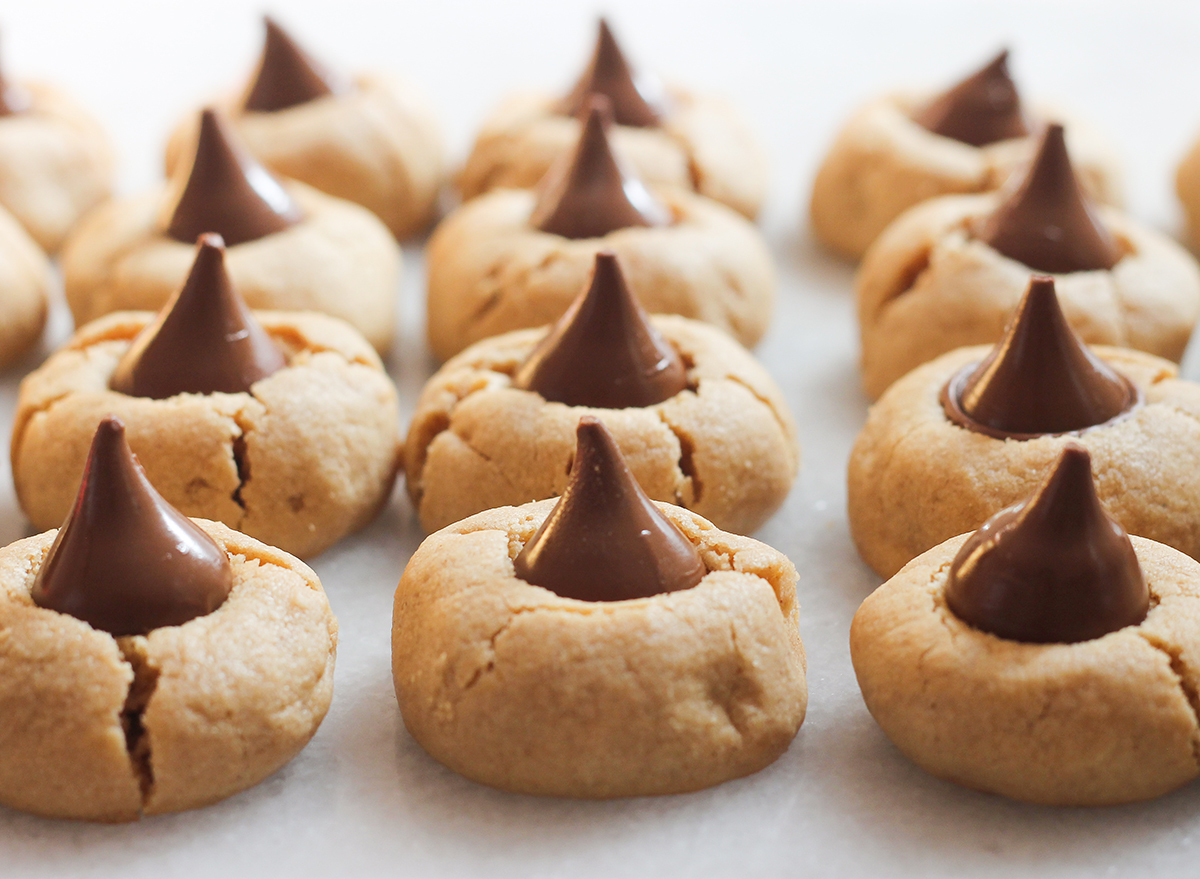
[512,251,687,408]
[945,443,1148,643]
[975,123,1121,274]
[531,95,670,239]
[30,417,233,637]
[513,416,706,602]
[0,43,29,116]
[243,16,345,113]
[110,234,286,399]
[942,275,1137,438]
[913,49,1029,147]
[557,18,666,128]
[166,108,302,247]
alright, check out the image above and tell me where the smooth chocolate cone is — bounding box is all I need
[945,443,1148,644]
[942,275,1137,437]
[913,49,1029,147]
[513,417,706,602]
[166,108,302,246]
[243,16,345,112]
[557,18,666,127]
[512,251,687,408]
[111,234,286,399]
[531,95,670,239]
[975,123,1121,273]
[30,417,233,637]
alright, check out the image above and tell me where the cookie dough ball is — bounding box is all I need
[851,448,1200,805]
[407,315,798,535]
[12,307,400,559]
[164,17,444,240]
[0,61,114,254]
[428,101,773,361]
[393,421,806,797]
[810,50,1120,261]
[63,109,398,353]
[0,519,336,821]
[458,19,766,219]
[850,274,1200,578]
[0,204,52,369]
[856,127,1199,400]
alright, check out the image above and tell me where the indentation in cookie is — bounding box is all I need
[531,96,671,239]
[912,49,1029,147]
[556,18,667,128]
[243,16,346,113]
[972,123,1122,274]
[117,637,160,800]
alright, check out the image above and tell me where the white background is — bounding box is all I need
[3,1,1200,876]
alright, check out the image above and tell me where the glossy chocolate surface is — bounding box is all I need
[243,16,346,113]
[557,18,666,128]
[941,275,1138,438]
[974,123,1121,274]
[913,49,1029,147]
[531,95,670,239]
[945,443,1148,643]
[513,417,706,602]
[166,108,302,247]
[30,417,233,637]
[512,251,687,408]
[110,234,286,399]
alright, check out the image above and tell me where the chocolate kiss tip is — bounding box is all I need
[945,441,1148,644]
[109,234,286,399]
[976,123,1121,274]
[512,416,705,602]
[512,250,687,408]
[943,275,1136,438]
[166,108,302,247]
[29,416,233,638]
[913,47,1028,148]
[531,98,670,239]
[244,16,343,113]
[557,17,664,128]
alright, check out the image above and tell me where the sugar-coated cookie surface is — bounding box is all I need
[425,187,775,361]
[848,345,1200,578]
[392,500,806,797]
[855,194,1200,400]
[851,533,1200,805]
[12,310,400,559]
[406,315,798,534]
[0,520,337,821]
[0,205,51,369]
[809,93,1120,261]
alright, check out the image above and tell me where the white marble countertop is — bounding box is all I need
[3,1,1200,876]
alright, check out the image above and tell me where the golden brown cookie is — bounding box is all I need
[0,204,52,369]
[848,344,1200,578]
[855,193,1200,400]
[163,18,444,240]
[0,519,337,821]
[406,315,798,534]
[0,79,114,253]
[426,186,775,361]
[850,532,1200,805]
[392,499,807,797]
[1174,131,1200,250]
[12,309,400,559]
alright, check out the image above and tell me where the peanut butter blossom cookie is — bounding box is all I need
[164,16,444,240]
[0,417,336,821]
[14,235,400,559]
[393,417,807,797]
[810,50,1121,261]
[427,97,774,361]
[851,445,1200,805]
[856,124,1200,400]
[62,108,399,352]
[0,202,52,369]
[848,275,1200,578]
[409,251,797,534]
[458,18,767,219]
